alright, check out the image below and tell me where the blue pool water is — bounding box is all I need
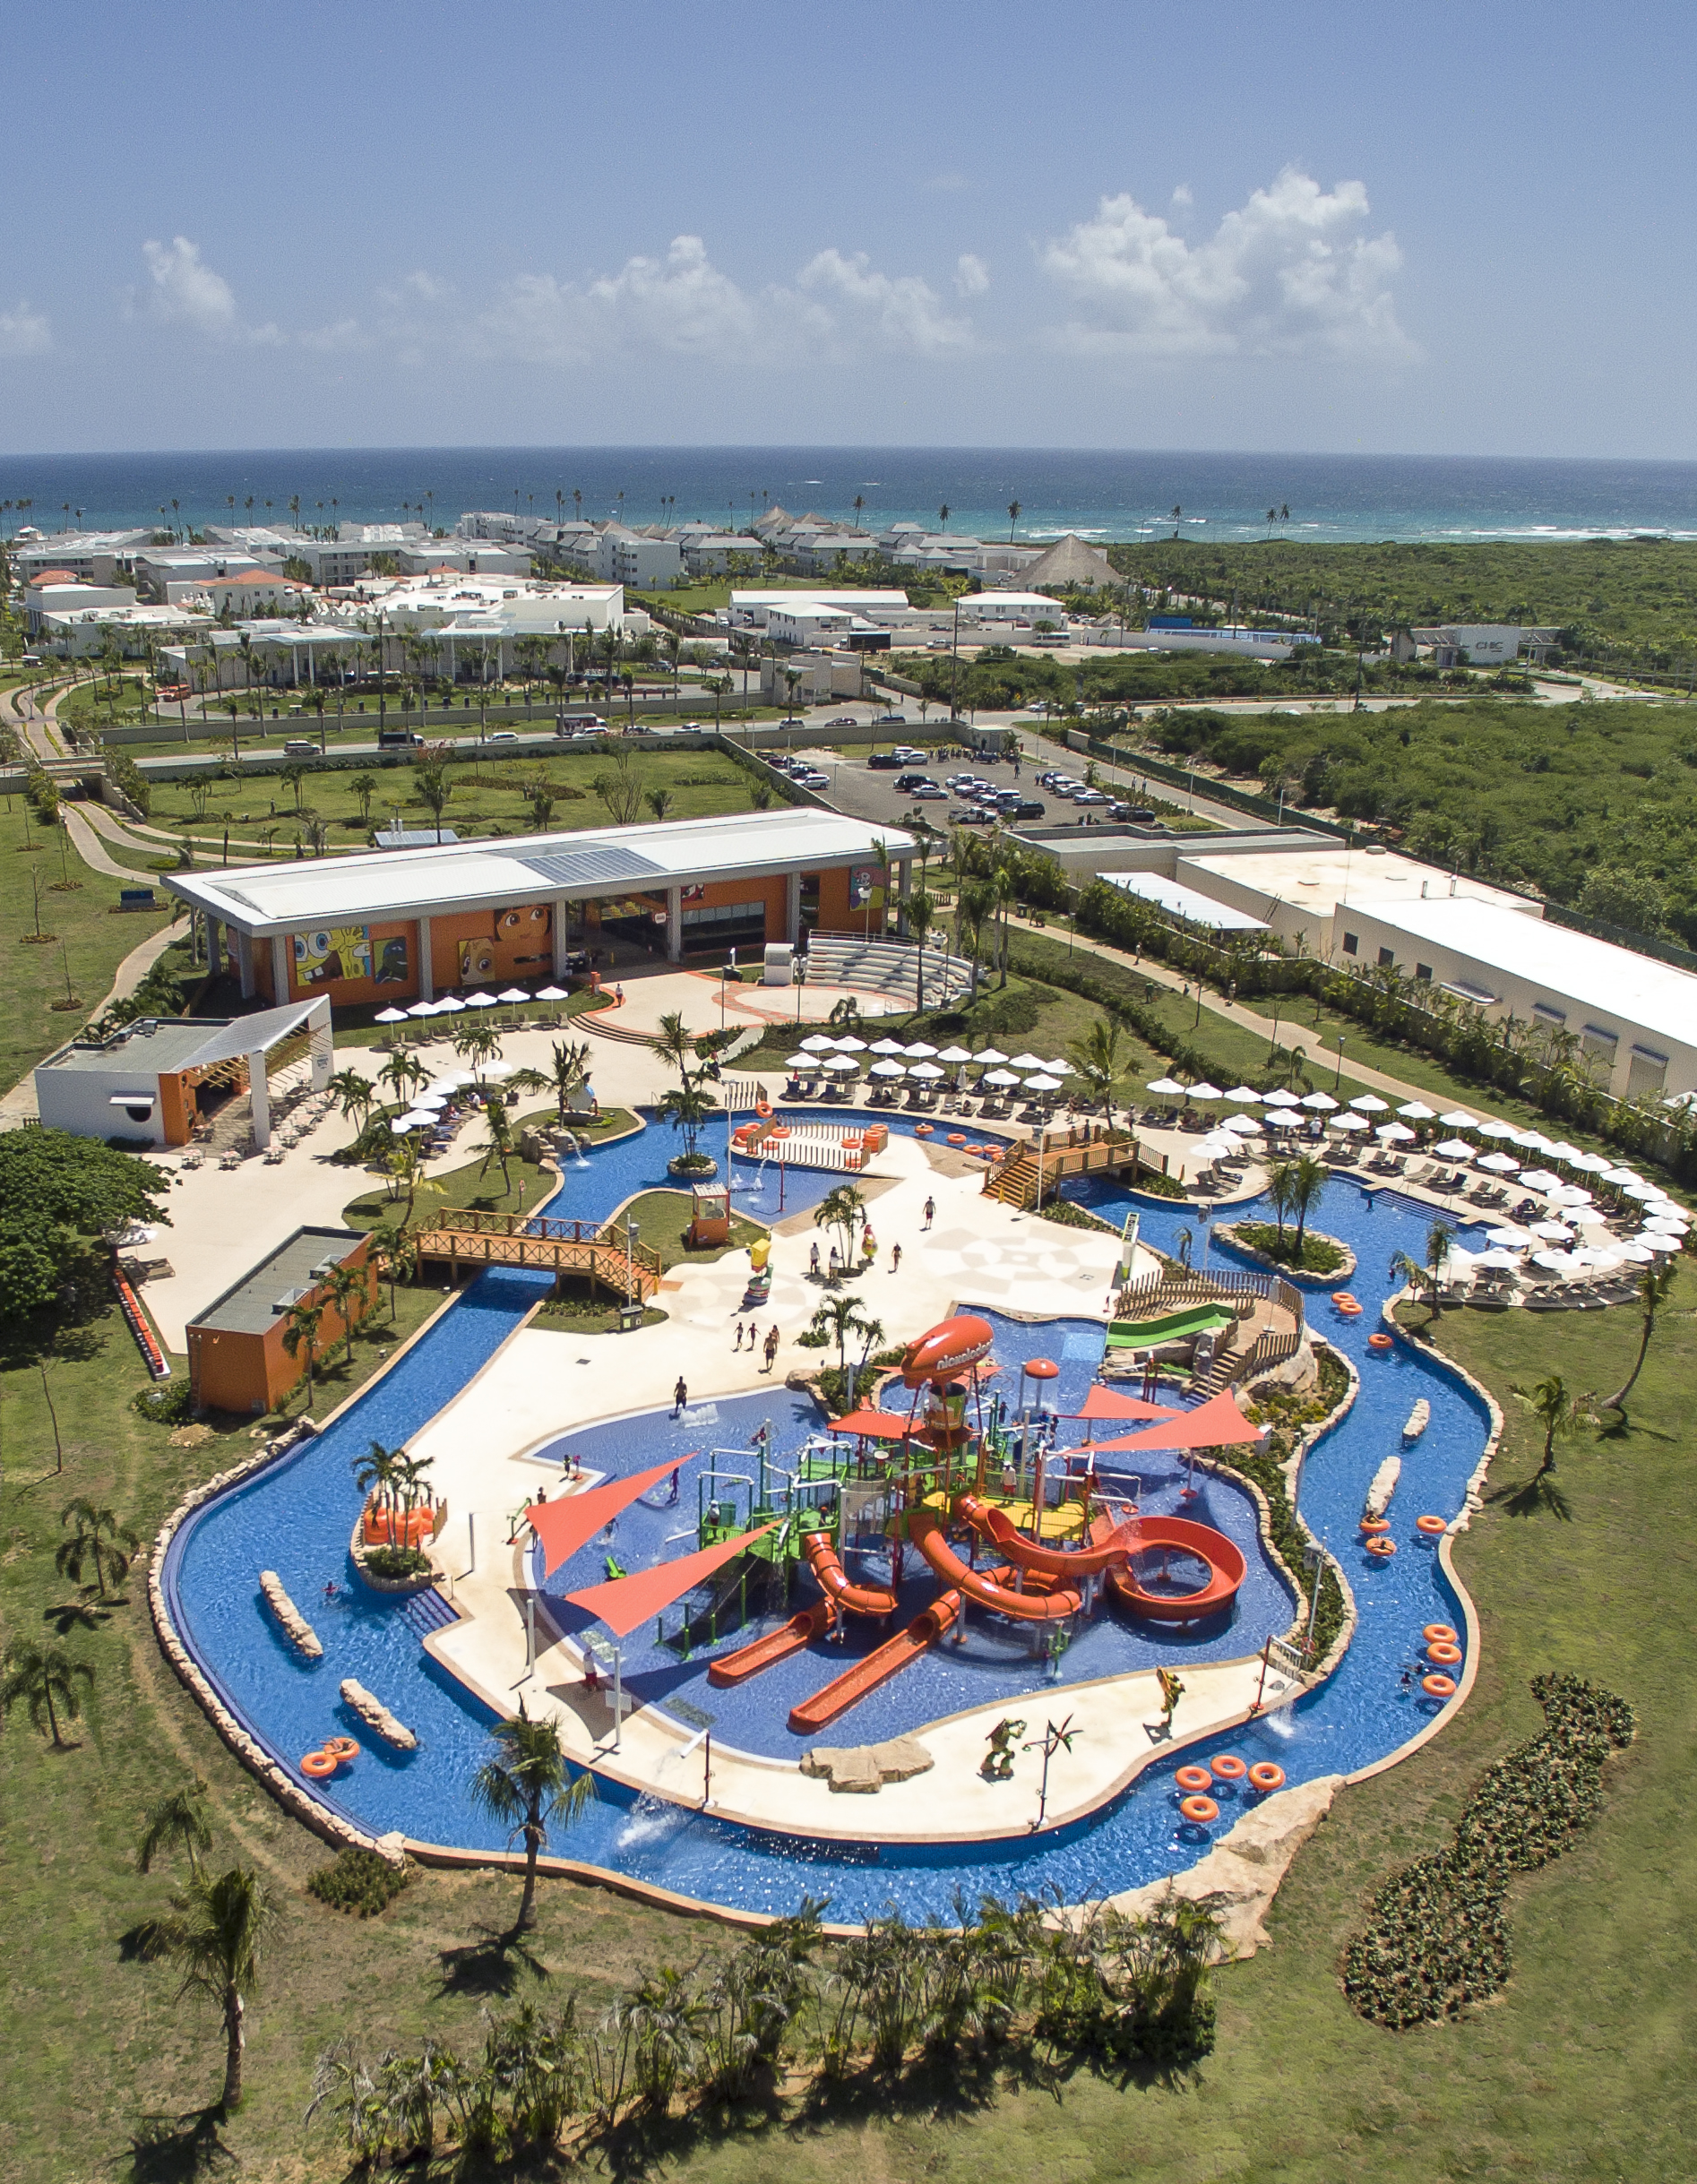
[164,1139,1493,1922]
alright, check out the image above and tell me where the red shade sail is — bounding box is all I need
[1086,1389,1268,1455]
[1068,1385,1185,1423]
[825,1406,916,1439]
[562,1522,780,1640]
[525,1455,695,1578]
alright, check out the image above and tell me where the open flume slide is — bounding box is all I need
[1106,1516,1247,1622]
[954,1493,1138,1579]
[709,1595,837,1687]
[907,1509,1084,1621]
[787,1591,960,1734]
[802,1530,900,1618]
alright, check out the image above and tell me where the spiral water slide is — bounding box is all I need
[800,1530,899,1617]
[906,1508,1085,1621]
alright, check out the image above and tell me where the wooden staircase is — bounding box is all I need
[411,1209,663,1299]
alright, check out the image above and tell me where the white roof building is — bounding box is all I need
[1097,869,1268,933]
[1172,842,1532,957]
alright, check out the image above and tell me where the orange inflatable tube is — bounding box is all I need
[801,1531,898,1618]
[907,1508,1083,1621]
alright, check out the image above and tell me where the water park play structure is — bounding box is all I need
[153,1108,1495,1929]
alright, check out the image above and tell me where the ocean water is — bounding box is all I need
[9,446,1697,546]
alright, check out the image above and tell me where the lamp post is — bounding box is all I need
[1334,1034,1346,1091]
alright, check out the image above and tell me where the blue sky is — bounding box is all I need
[2,0,1692,457]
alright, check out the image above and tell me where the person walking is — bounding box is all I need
[923,1196,935,1230]
[673,1374,688,1416]
[762,1326,780,1373]
[809,1241,821,1277]
[862,1226,878,1269]
[891,1242,902,1273]
[733,1320,744,1351]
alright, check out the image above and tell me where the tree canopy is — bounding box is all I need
[0,1128,171,1320]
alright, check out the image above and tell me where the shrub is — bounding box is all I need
[1230,1221,1348,1276]
[363,1544,432,1580]
[307,1845,414,1917]
[132,1380,194,1425]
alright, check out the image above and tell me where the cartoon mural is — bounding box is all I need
[295,925,374,985]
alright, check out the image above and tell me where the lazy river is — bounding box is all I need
[161,1117,1494,1923]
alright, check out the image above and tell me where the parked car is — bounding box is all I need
[895,772,934,790]
[1011,798,1047,819]
[1109,802,1159,823]
[487,730,519,744]
[953,804,995,825]
[795,770,831,789]
[867,751,905,770]
[1075,787,1109,806]
[911,783,950,800]
[874,711,908,726]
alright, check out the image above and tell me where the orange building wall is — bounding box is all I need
[686,873,787,939]
[188,1239,376,1414]
[430,902,556,990]
[814,864,881,935]
[273,919,421,1006]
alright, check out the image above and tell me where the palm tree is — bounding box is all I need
[1007,500,1021,542]
[56,1499,141,1599]
[1066,1019,1125,1134]
[327,1067,375,1124]
[368,1221,418,1319]
[813,1182,866,1273]
[1511,1373,1591,1480]
[129,1865,277,2111]
[0,1638,95,1747]
[479,1098,517,1193]
[349,771,378,823]
[378,1050,426,1108]
[645,787,673,823]
[469,1704,596,1931]
[1604,1260,1679,1413]
[1264,1158,1297,1245]
[280,1300,324,1405]
[907,890,935,1008]
[323,1261,368,1365]
[1389,1219,1455,1312]
[1288,1153,1329,1259]
[540,1037,591,1125]
[649,1010,698,1092]
[354,1440,403,1530]
[137,1780,212,1875]
[658,1079,718,1166]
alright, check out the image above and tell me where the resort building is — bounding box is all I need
[33,998,332,1149]
[162,809,918,1008]
[1171,840,1532,957]
[185,1225,375,1414]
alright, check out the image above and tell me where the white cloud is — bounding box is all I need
[298,318,370,354]
[132,235,280,344]
[797,249,971,356]
[0,299,50,357]
[1171,184,1193,209]
[954,253,990,298]
[1039,167,1413,360]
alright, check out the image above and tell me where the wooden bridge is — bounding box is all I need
[980,1131,1154,1210]
[411,1209,663,1301]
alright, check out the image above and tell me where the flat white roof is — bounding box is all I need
[1178,844,1532,923]
[1347,897,1697,1052]
[1098,869,1268,932]
[165,808,916,937]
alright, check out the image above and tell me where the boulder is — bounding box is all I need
[801,1737,935,1793]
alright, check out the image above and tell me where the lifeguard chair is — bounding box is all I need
[687,1184,732,1249]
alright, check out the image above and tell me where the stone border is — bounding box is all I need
[1215,1222,1357,1288]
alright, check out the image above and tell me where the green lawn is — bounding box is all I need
[0,796,177,1094]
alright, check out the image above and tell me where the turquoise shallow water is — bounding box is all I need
[164,1160,1491,1923]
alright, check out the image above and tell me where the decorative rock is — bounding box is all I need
[259,1570,323,1657]
[340,1677,418,1750]
[801,1735,934,1793]
[1105,1774,1343,1957]
[1363,1455,1401,1521]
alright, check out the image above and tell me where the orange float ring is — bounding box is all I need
[947,1133,967,1147]
[1422,1672,1457,1698]
[1248,1762,1286,1793]
[914,1124,934,1138]
[1359,1516,1391,1535]
[1331,1291,1355,1307]
[1210,1754,1247,1782]
[1179,1794,1219,1824]
[755,1101,773,1119]
[1339,1301,1364,1317]
[1423,1622,1460,1646]
[1366,1536,1398,1557]
[300,1750,338,1778]
[1426,1642,1463,1667]
[323,1735,360,1762]
[1367,1332,1394,1351]
[1416,1515,1448,1536]
[1175,1765,1213,1793]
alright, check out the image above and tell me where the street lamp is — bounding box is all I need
[1334,1034,1346,1091]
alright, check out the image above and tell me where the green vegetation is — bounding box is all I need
[0,1127,172,1318]
[1106,535,1697,673]
[1130,694,1697,942]
[306,1846,416,1918]
[1228,1219,1348,1276]
[612,1187,767,1269]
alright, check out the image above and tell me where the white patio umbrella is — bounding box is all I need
[1636,1231,1681,1252]
[1008,1052,1047,1072]
[1145,1076,1185,1096]
[1599,1166,1642,1185]
[869,1037,907,1055]
[1262,1088,1300,1106]
[937,1045,975,1065]
[1530,1250,1577,1273]
[903,1041,939,1059]
[375,1006,409,1024]
[1569,1151,1614,1174]
[1547,1185,1594,1208]
[782,1054,811,1071]
[1301,1090,1339,1111]
[1478,1118,1519,1139]
[1438,1109,1479,1129]
[1329,1111,1368,1131]
[436,994,468,1013]
[1477,1151,1520,1174]
[801,1035,836,1053]
[869,1060,907,1079]
[398,1108,438,1129]
[1396,1101,1437,1121]
[1224,1085,1262,1103]
[973,1048,1010,1066]
[1530,1220,1575,1242]
[1195,1136,1238,1161]
[1646,1211,1690,1232]
[390,1117,421,1135]
[982,1069,1021,1088]
[1025,1072,1064,1093]
[909,1061,945,1081]
[1517,1168,1562,1191]
[497,986,531,1004]
[480,1060,515,1081]
[1348,1093,1389,1113]
[1513,1129,1555,1151]
[1615,1241,1657,1262]
[1433,1138,1476,1158]
[834,1036,868,1053]
[1264,1108,1303,1129]
[460,992,495,1009]
[534,985,569,1002]
[414,1091,449,1109]
[1377,1121,1417,1143]
[1224,1111,1264,1134]
[1572,1246,1624,1269]
[1546,1141,1587,1163]
[1473,1247,1523,1270]
[1623,1180,1665,1201]
[823,1054,860,1075]
[1187,1081,1223,1101]
[1037,1058,1075,1075]
[405,1000,438,1019]
[1486,1225,1535,1248]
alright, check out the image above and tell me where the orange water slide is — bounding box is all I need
[802,1531,899,1618]
[708,1596,837,1687]
[955,1493,1137,1579]
[787,1591,960,1734]
[907,1509,1084,1622]
[1106,1516,1247,1622]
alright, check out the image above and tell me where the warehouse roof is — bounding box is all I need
[164,809,916,937]
[189,1227,366,1337]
